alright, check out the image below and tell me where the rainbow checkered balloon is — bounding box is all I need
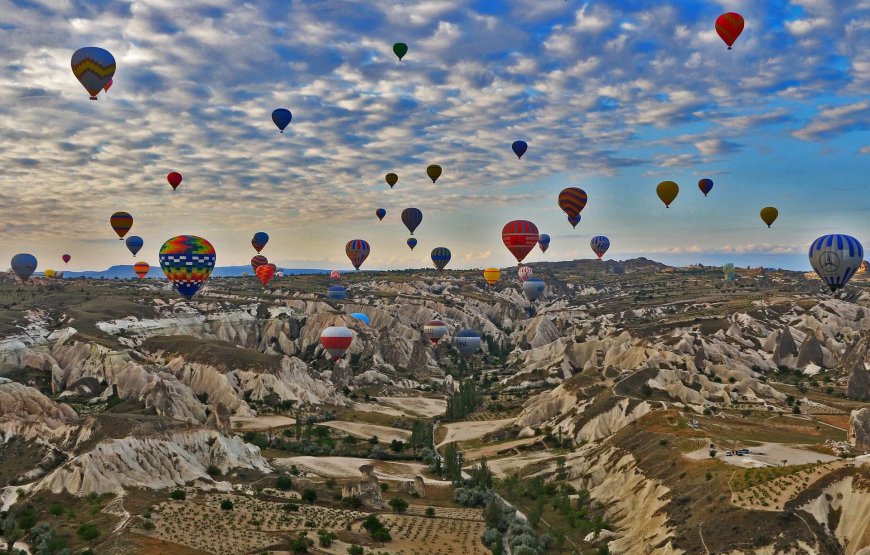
[159,235,216,299]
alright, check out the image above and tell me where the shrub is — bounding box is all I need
[389,497,409,513]
[348,546,364,555]
[220,499,234,511]
[206,464,222,477]
[284,503,300,512]
[77,523,100,541]
[276,475,293,490]
[48,503,64,516]
[302,489,317,503]
[142,519,155,531]
[342,496,363,508]
[318,530,337,548]
[170,489,186,501]
[425,506,436,518]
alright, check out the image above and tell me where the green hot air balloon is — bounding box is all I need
[393,42,408,61]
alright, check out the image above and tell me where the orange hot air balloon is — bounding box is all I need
[483,268,501,286]
[133,261,150,278]
[256,263,277,286]
[110,212,133,239]
[656,181,679,208]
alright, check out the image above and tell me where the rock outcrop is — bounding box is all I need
[847,362,870,401]
[340,464,383,509]
[848,408,870,452]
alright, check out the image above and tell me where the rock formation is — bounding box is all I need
[340,464,383,509]
[848,408,870,452]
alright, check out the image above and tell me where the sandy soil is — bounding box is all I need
[230,414,295,432]
[349,401,406,417]
[686,442,837,468]
[321,420,411,443]
[272,456,449,485]
[484,451,554,478]
[376,396,447,417]
[462,437,540,462]
[437,418,515,447]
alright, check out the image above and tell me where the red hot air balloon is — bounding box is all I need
[251,255,268,272]
[423,320,448,344]
[346,240,370,270]
[715,12,744,50]
[330,270,341,280]
[256,263,276,286]
[502,220,540,263]
[133,261,150,278]
[167,172,182,191]
[62,254,71,264]
[320,326,354,361]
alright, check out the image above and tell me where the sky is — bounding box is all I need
[0,0,868,273]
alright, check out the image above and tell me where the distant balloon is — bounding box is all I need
[558,188,588,219]
[483,268,501,286]
[133,261,150,279]
[44,270,56,279]
[256,263,276,287]
[393,42,408,61]
[809,234,864,293]
[656,181,679,208]
[523,277,546,302]
[320,326,353,361]
[698,178,714,196]
[167,172,182,191]
[351,312,370,325]
[424,320,448,344]
[512,141,528,159]
[518,266,533,282]
[760,207,778,228]
[538,234,550,254]
[431,247,451,271]
[327,285,347,300]
[330,270,341,280]
[110,212,133,240]
[376,208,387,221]
[590,236,610,260]
[502,220,540,263]
[251,255,268,272]
[252,232,269,253]
[402,208,423,235]
[385,173,398,188]
[407,238,418,250]
[426,164,442,183]
[11,254,37,281]
[62,254,71,264]
[346,239,371,270]
[453,329,481,358]
[71,47,115,100]
[158,235,216,299]
[567,215,581,228]
[272,109,292,133]
[125,236,143,256]
[715,12,745,50]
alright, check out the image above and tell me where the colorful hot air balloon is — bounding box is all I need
[518,266,533,282]
[523,277,546,302]
[251,255,268,272]
[256,263,276,287]
[502,220,539,263]
[346,240,370,270]
[760,207,778,228]
[167,172,182,191]
[483,268,501,286]
[590,236,610,260]
[252,232,269,253]
[126,236,144,256]
[454,329,481,358]
[11,254,37,281]
[538,234,550,254]
[70,47,115,100]
[272,109,292,133]
[385,173,398,188]
[351,312,370,325]
[62,254,71,264]
[431,247,451,271]
[426,164,442,183]
[134,261,150,278]
[330,270,342,280]
[698,178,714,196]
[809,234,864,293]
[393,42,408,61]
[327,285,347,300]
[558,188,588,220]
[158,235,216,299]
[656,181,679,208]
[320,326,354,361]
[376,208,387,221]
[512,141,528,159]
[568,215,581,228]
[715,12,744,50]
[407,238,418,250]
[110,212,133,240]
[423,320,448,344]
[402,208,423,235]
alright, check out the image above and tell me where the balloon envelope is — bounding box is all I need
[251,255,268,271]
[518,266,533,282]
[71,47,115,99]
[483,268,501,286]
[512,140,528,159]
[558,188,588,218]
[256,263,276,287]
[424,320,448,344]
[523,277,546,302]
[590,236,610,260]
[502,220,539,263]
[125,236,144,256]
[656,181,679,207]
[321,326,353,361]
[567,215,581,228]
[351,312,370,325]
[44,270,55,278]
[346,240,371,270]
[327,285,347,300]
[426,164,442,183]
[158,235,216,299]
[385,173,398,188]
[454,329,481,358]
[11,254,37,281]
[538,234,550,253]
[407,238,417,250]
[760,207,778,228]
[252,232,269,253]
[133,261,150,278]
[698,178,714,196]
[402,208,423,234]
[110,212,133,239]
[330,270,341,280]
[809,234,864,292]
[431,247,451,271]
[272,109,292,133]
[62,254,71,264]
[167,172,182,190]
[376,208,387,221]
[715,12,744,49]
[393,42,408,60]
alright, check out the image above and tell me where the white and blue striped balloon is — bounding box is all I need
[809,234,863,292]
[590,235,610,260]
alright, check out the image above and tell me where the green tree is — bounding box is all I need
[425,506,436,518]
[276,475,293,490]
[220,499,234,511]
[347,546,364,555]
[388,497,409,513]
[170,489,186,501]
[77,523,100,542]
[288,531,313,554]
[318,530,337,548]
[483,498,501,528]
[302,489,317,503]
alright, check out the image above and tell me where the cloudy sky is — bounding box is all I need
[1,0,868,272]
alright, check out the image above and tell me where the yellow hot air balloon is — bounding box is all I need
[483,267,501,285]
[656,181,679,208]
[44,269,56,278]
[760,207,778,228]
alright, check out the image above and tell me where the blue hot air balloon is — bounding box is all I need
[523,277,546,301]
[402,208,423,235]
[272,109,292,133]
[431,247,451,271]
[538,234,550,253]
[376,208,386,221]
[453,329,481,358]
[590,236,610,260]
[809,234,864,292]
[567,215,581,228]
[512,140,528,159]
[351,312,370,325]
[125,235,144,256]
[11,253,37,281]
[327,285,347,300]
[698,178,714,196]
[407,238,417,250]
[252,232,269,253]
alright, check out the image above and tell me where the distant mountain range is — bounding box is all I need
[55,265,330,279]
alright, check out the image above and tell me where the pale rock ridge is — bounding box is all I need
[849,408,870,452]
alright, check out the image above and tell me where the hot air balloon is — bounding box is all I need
[158,235,216,299]
[523,277,546,302]
[385,173,398,188]
[346,240,370,270]
[110,212,133,240]
[454,329,481,358]
[167,172,182,191]
[483,268,501,286]
[558,188,588,220]
[327,285,347,300]
[512,141,528,159]
[426,164,442,183]
[71,47,115,100]
[698,178,713,196]
[320,326,353,361]
[656,181,679,208]
[407,238,417,250]
[44,270,56,279]
[502,220,539,263]
[252,232,269,253]
[538,234,550,254]
[723,263,737,282]
[393,42,408,61]
[126,236,144,256]
[62,254,71,264]
[518,266,533,282]
[11,254,37,281]
[568,215,581,228]
[760,207,778,228]
[251,255,268,272]
[330,270,342,280]
[809,235,864,293]
[375,208,386,221]
[103,78,113,93]
[431,247,451,271]
[402,208,423,235]
[590,236,610,260]
[715,12,744,50]
[424,320,448,344]
[256,263,276,287]
[131,262,149,278]
[272,109,292,133]
[351,312,370,325]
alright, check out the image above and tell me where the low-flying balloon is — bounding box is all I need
[126,236,143,256]
[158,235,216,299]
[407,238,418,250]
[272,109,292,133]
[320,326,354,361]
[256,264,276,287]
[346,240,371,270]
[698,178,713,196]
[402,208,423,235]
[327,285,347,300]
[760,207,778,228]
[538,234,550,253]
[715,12,744,49]
[518,266,533,282]
[167,172,182,191]
[809,234,864,292]
[62,254,71,264]
[71,47,115,100]
[251,255,268,272]
[44,270,56,279]
[523,277,546,302]
[351,312,370,325]
[512,141,528,159]
[426,164,442,183]
[483,268,501,286]
[252,232,269,253]
[11,254,37,281]
[330,270,341,280]
[431,247,451,271]
[454,329,481,358]
[590,236,610,260]
[656,181,679,208]
[385,173,398,188]
[502,220,539,263]
[393,42,408,61]
[424,320,448,344]
[376,208,386,221]
[134,261,150,278]
[110,212,133,240]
